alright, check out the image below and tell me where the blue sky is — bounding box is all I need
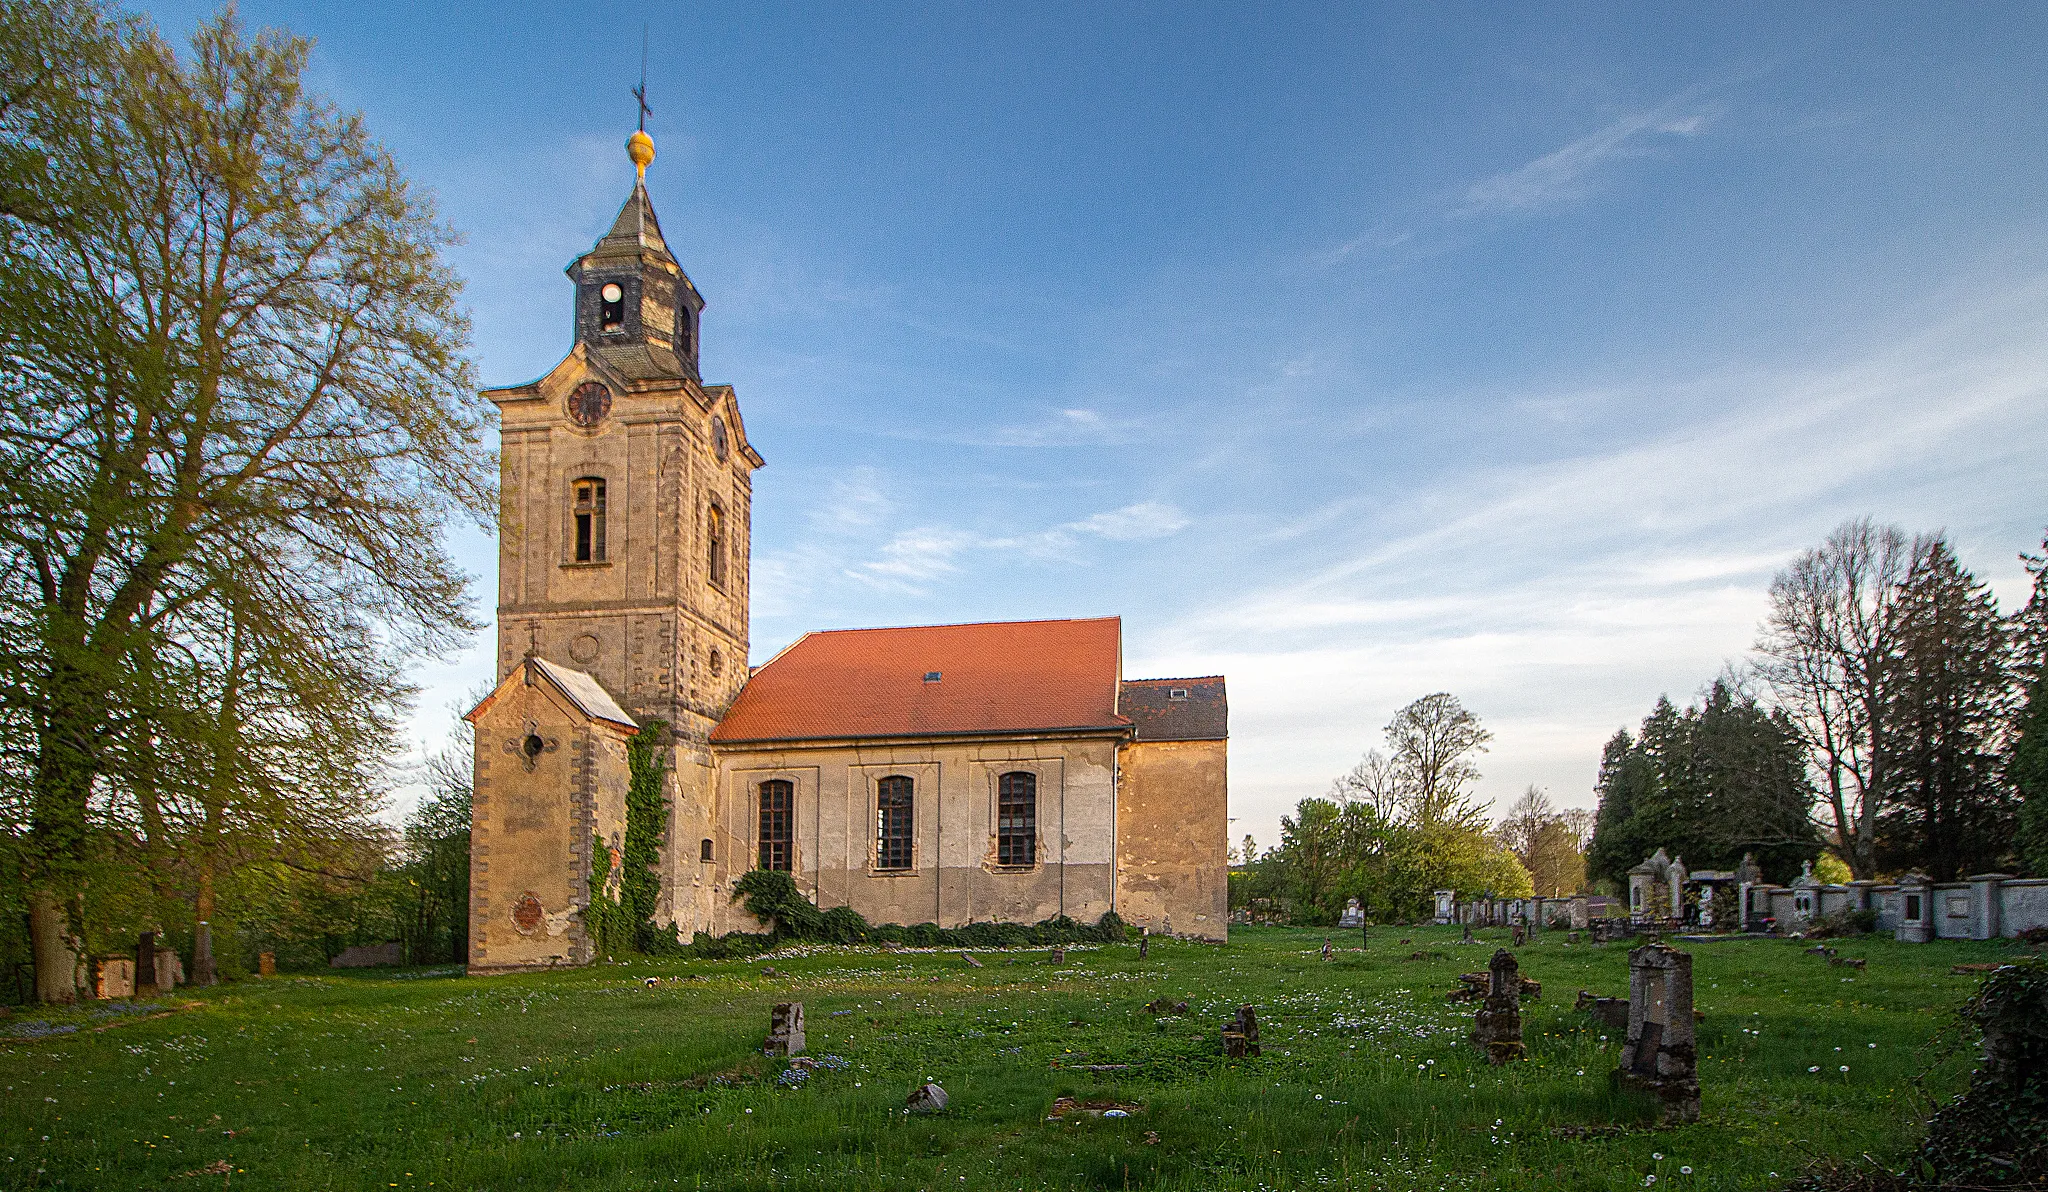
[150,3,2048,846]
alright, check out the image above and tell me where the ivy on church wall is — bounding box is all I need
[584,835,632,959]
[624,720,676,952]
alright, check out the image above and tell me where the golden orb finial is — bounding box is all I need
[627,129,655,181]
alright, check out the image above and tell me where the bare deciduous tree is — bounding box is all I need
[1384,692,1492,829]
[1753,519,1913,880]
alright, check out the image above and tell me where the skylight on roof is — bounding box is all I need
[923,671,942,683]
[1168,688,1189,700]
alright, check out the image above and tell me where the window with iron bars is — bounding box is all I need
[876,775,913,870]
[996,771,1036,866]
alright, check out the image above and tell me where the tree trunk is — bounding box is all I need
[27,889,79,1004]
[192,866,217,986]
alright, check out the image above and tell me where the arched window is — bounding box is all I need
[758,779,793,871]
[997,771,1036,866]
[599,281,625,330]
[573,478,606,563]
[876,776,913,870]
[677,308,695,360]
[707,501,727,588]
[700,838,714,863]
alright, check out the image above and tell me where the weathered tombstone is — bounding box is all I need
[258,952,276,977]
[1050,948,1066,964]
[1567,930,1581,946]
[1511,923,1527,948]
[1612,943,1699,1122]
[1470,949,1526,1064]
[1221,1005,1263,1057]
[96,958,135,1000]
[906,1081,948,1113]
[961,952,982,968]
[1574,989,1631,1030]
[1461,923,1475,945]
[1320,938,1333,960]
[1138,929,1149,960]
[1339,898,1365,928]
[134,931,159,997]
[765,1001,806,1056]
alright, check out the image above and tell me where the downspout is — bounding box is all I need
[935,766,944,928]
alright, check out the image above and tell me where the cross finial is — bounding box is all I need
[634,26,652,132]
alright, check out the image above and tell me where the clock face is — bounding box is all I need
[600,282,623,303]
[711,415,730,461]
[567,381,612,428]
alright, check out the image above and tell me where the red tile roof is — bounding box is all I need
[711,617,1127,743]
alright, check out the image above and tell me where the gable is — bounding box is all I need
[467,656,639,734]
[1119,677,1228,742]
[711,617,1126,743]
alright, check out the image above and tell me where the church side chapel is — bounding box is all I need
[466,125,1229,974]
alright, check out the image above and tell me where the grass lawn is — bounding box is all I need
[0,925,2026,1191]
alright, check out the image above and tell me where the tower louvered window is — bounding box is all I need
[876,776,913,870]
[573,478,606,563]
[758,780,793,871]
[997,771,1036,866]
[708,501,727,588]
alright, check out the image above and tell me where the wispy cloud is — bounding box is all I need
[1137,276,2048,849]
[1458,92,1719,216]
[848,501,1193,592]
[1321,90,1722,266]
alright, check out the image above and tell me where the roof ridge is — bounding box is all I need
[796,615,1121,636]
[1124,675,1226,684]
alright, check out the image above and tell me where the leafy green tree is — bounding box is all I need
[0,2,490,1000]
[1587,682,1822,885]
[1877,538,2018,879]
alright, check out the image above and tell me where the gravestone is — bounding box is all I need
[1320,938,1333,960]
[1339,898,1365,928]
[1050,948,1066,964]
[961,953,982,968]
[1139,930,1149,960]
[906,1081,948,1113]
[96,958,134,1000]
[1471,949,1525,1064]
[765,1001,806,1056]
[1612,943,1699,1122]
[1511,923,1527,947]
[1461,923,1475,945]
[1575,989,1630,1029]
[154,948,183,989]
[257,952,276,977]
[1568,930,1581,946]
[1221,1005,1263,1058]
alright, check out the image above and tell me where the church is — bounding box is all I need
[464,126,1229,974]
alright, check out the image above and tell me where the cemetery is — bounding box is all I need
[4,923,2041,1190]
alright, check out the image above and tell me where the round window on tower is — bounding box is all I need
[599,282,625,330]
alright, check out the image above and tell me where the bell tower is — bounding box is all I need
[475,120,764,943]
[564,127,704,378]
